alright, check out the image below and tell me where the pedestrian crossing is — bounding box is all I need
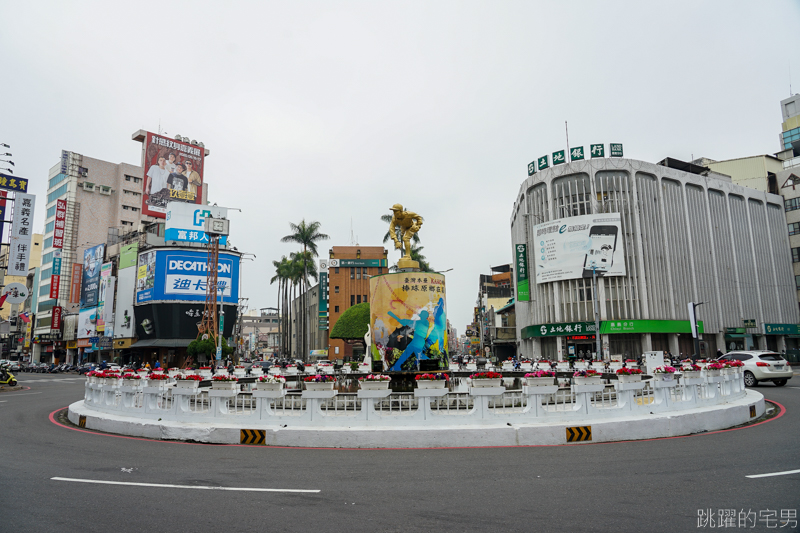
[19,377,86,384]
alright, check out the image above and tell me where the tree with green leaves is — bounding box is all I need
[187,337,234,362]
[281,220,329,361]
[270,256,292,357]
[329,302,370,354]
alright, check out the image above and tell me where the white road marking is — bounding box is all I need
[746,469,800,479]
[1,392,42,397]
[51,477,320,493]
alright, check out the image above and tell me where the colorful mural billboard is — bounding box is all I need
[141,132,204,218]
[369,272,448,371]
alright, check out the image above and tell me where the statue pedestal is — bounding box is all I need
[397,257,420,270]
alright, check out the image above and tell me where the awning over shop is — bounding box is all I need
[497,299,515,314]
[129,338,195,348]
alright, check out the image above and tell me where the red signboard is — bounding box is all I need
[53,199,67,248]
[567,335,596,341]
[49,274,60,299]
[51,306,62,331]
[141,132,204,219]
[69,263,82,304]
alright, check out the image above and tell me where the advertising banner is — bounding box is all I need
[8,193,35,276]
[141,132,204,219]
[119,243,139,269]
[69,263,83,304]
[80,244,105,308]
[318,271,328,330]
[134,303,238,341]
[515,243,530,301]
[521,321,597,339]
[113,267,136,339]
[369,273,448,372]
[103,276,115,337]
[49,275,60,299]
[165,202,227,244]
[135,249,240,304]
[51,306,62,331]
[0,173,29,193]
[77,307,98,339]
[53,199,67,248]
[0,191,6,243]
[96,262,112,332]
[533,213,626,284]
[764,323,800,335]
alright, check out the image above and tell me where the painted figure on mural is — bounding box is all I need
[387,310,431,371]
[388,204,423,260]
[424,297,447,354]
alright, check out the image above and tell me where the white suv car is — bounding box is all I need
[719,351,793,387]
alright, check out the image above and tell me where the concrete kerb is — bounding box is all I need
[66,390,766,448]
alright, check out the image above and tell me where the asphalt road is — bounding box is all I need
[2,373,798,533]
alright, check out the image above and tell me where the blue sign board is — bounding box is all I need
[136,249,240,305]
[164,203,227,245]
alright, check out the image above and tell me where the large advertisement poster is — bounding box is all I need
[134,303,238,340]
[80,244,105,308]
[113,267,136,339]
[369,273,448,372]
[8,193,35,276]
[515,244,530,301]
[533,213,626,284]
[136,249,240,305]
[96,262,112,332]
[141,132,204,218]
[77,306,98,339]
[165,202,227,244]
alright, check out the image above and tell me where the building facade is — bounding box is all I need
[326,246,388,359]
[510,157,799,361]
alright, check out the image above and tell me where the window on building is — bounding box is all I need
[49,173,67,189]
[796,275,800,290]
[121,220,134,226]
[42,251,54,264]
[786,198,800,212]
[46,205,57,218]
[39,284,50,296]
[363,294,367,303]
[378,267,383,274]
[41,268,51,279]
[790,223,800,236]
[47,183,69,203]
[45,221,55,234]
[356,295,361,304]
[43,237,53,249]
[335,286,339,293]
[351,295,355,306]
[794,248,800,263]
[350,268,355,279]
[335,267,339,274]
[334,306,339,313]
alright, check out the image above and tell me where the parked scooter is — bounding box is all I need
[0,364,18,387]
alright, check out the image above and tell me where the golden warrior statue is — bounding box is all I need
[389,204,423,270]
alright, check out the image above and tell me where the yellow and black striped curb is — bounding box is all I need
[566,425,592,442]
[240,429,266,445]
[78,415,87,428]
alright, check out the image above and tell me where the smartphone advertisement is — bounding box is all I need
[533,214,626,284]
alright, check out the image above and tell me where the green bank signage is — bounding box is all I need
[522,321,597,339]
[764,323,800,335]
[515,244,530,302]
[318,272,328,330]
[337,259,387,267]
[599,319,703,335]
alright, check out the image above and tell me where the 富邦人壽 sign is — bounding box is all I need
[533,213,626,284]
[165,202,228,244]
[135,249,240,304]
[141,133,205,219]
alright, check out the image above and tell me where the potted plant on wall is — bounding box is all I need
[680,363,702,379]
[415,372,449,389]
[652,366,677,381]
[303,374,336,391]
[572,369,602,385]
[469,371,503,388]
[524,370,556,387]
[615,367,643,383]
[256,374,286,391]
[211,374,239,391]
[358,374,391,390]
[175,374,203,390]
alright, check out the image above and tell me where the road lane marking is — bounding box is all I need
[1,392,42,397]
[51,477,320,493]
[746,469,800,479]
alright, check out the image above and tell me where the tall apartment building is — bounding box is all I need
[326,246,388,359]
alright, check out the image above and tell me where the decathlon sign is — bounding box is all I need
[135,249,240,304]
[164,202,228,245]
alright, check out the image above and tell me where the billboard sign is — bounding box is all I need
[515,244,530,301]
[134,302,238,340]
[49,275,60,299]
[0,173,29,193]
[141,132,204,218]
[80,244,105,308]
[96,262,112,332]
[77,306,98,339]
[165,202,227,244]
[135,249,240,304]
[533,213,626,284]
[119,243,139,269]
[69,263,83,304]
[113,267,136,338]
[369,273,448,372]
[53,199,67,248]
[8,193,35,276]
[51,306,62,331]
[0,191,6,243]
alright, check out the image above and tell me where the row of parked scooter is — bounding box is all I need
[18,362,80,373]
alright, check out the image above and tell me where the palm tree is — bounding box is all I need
[270,257,291,357]
[289,251,318,359]
[281,220,329,361]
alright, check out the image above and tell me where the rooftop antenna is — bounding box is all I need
[565,121,570,159]
[350,217,356,246]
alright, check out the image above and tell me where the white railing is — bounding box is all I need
[80,372,749,428]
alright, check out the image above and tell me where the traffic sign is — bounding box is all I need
[216,346,222,360]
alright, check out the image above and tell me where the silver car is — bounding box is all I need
[719,351,793,387]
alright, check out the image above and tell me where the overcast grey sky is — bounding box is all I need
[2,1,799,331]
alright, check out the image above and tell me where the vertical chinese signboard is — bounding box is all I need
[69,263,83,304]
[515,244,530,301]
[318,271,328,330]
[0,191,6,243]
[51,306,62,331]
[8,193,35,276]
[50,250,62,300]
[53,199,67,248]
